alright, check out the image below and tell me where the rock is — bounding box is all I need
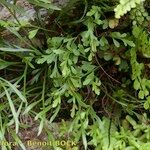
[53,0,69,7]
[0,0,35,21]
[0,0,69,21]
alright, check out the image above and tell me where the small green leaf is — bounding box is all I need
[122,39,135,47]
[132,26,141,38]
[83,72,94,85]
[133,79,140,90]
[49,106,60,123]
[37,53,56,64]
[104,53,113,61]
[109,19,119,29]
[138,90,144,99]
[144,89,149,96]
[82,131,87,150]
[38,117,44,136]
[52,96,61,108]
[113,55,121,65]
[28,29,39,39]
[53,49,64,54]
[70,78,80,88]
[144,101,149,110]
[92,81,101,95]
[113,39,120,47]
[100,36,108,47]
[70,104,77,118]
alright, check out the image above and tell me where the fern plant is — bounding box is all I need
[114,0,146,18]
[0,0,150,150]
[130,26,150,109]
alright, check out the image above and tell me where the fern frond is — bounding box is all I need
[114,0,145,18]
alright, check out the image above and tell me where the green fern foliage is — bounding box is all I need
[114,0,146,18]
[131,26,150,108]
[0,0,150,149]
[133,26,150,58]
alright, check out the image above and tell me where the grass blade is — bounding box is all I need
[1,82,20,133]
[0,77,27,103]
